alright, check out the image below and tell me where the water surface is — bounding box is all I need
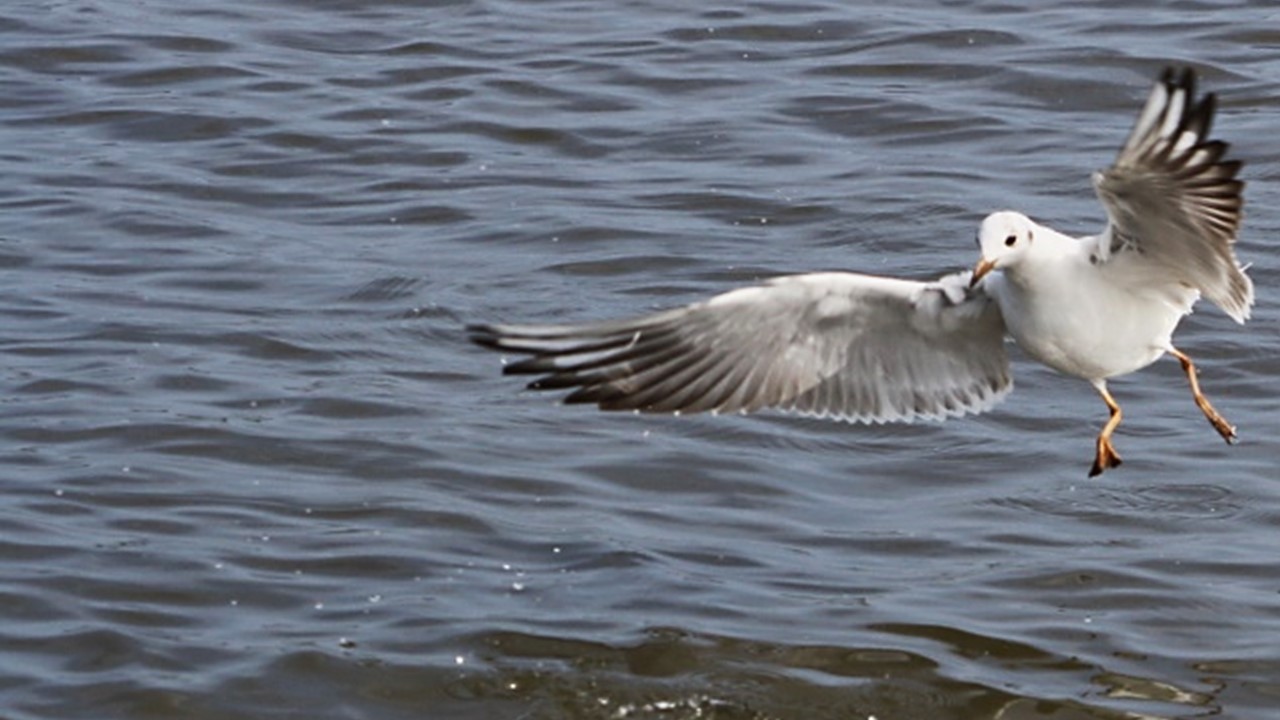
[2,1,1279,718]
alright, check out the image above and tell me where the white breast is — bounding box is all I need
[988,251,1192,381]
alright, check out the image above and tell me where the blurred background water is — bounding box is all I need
[2,1,1279,718]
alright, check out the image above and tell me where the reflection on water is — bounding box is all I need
[1,1,1279,719]
[447,627,1215,720]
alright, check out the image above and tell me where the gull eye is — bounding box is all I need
[1004,234,1017,247]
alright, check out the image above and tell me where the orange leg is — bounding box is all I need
[1089,380,1124,477]
[1167,347,1237,444]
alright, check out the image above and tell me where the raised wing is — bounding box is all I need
[468,271,1011,423]
[1093,66,1253,322]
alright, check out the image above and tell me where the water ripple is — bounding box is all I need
[2,1,1279,719]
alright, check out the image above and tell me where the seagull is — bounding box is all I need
[468,67,1251,477]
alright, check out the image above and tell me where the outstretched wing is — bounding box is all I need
[468,271,1011,424]
[1093,66,1253,322]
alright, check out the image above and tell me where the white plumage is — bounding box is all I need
[470,67,1250,476]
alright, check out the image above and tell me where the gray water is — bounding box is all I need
[3,2,1279,718]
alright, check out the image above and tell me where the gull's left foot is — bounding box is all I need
[1171,348,1239,446]
[1193,392,1237,444]
[1089,438,1123,477]
[1207,412,1237,445]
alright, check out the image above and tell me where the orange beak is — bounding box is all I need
[969,258,997,288]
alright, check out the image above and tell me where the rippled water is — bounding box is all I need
[3,2,1280,718]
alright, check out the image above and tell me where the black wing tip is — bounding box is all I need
[465,325,553,374]
[1142,66,1243,182]
[467,321,564,350]
[1159,65,1197,93]
[1156,66,1231,140]
[466,323,505,350]
[1174,65,1192,84]
[505,358,545,376]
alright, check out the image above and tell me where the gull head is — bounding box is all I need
[970,210,1037,288]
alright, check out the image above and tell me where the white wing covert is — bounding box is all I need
[468,271,1011,423]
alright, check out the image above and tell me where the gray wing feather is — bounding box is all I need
[1092,66,1253,322]
[469,270,1012,424]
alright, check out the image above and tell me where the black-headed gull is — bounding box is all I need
[469,67,1251,477]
